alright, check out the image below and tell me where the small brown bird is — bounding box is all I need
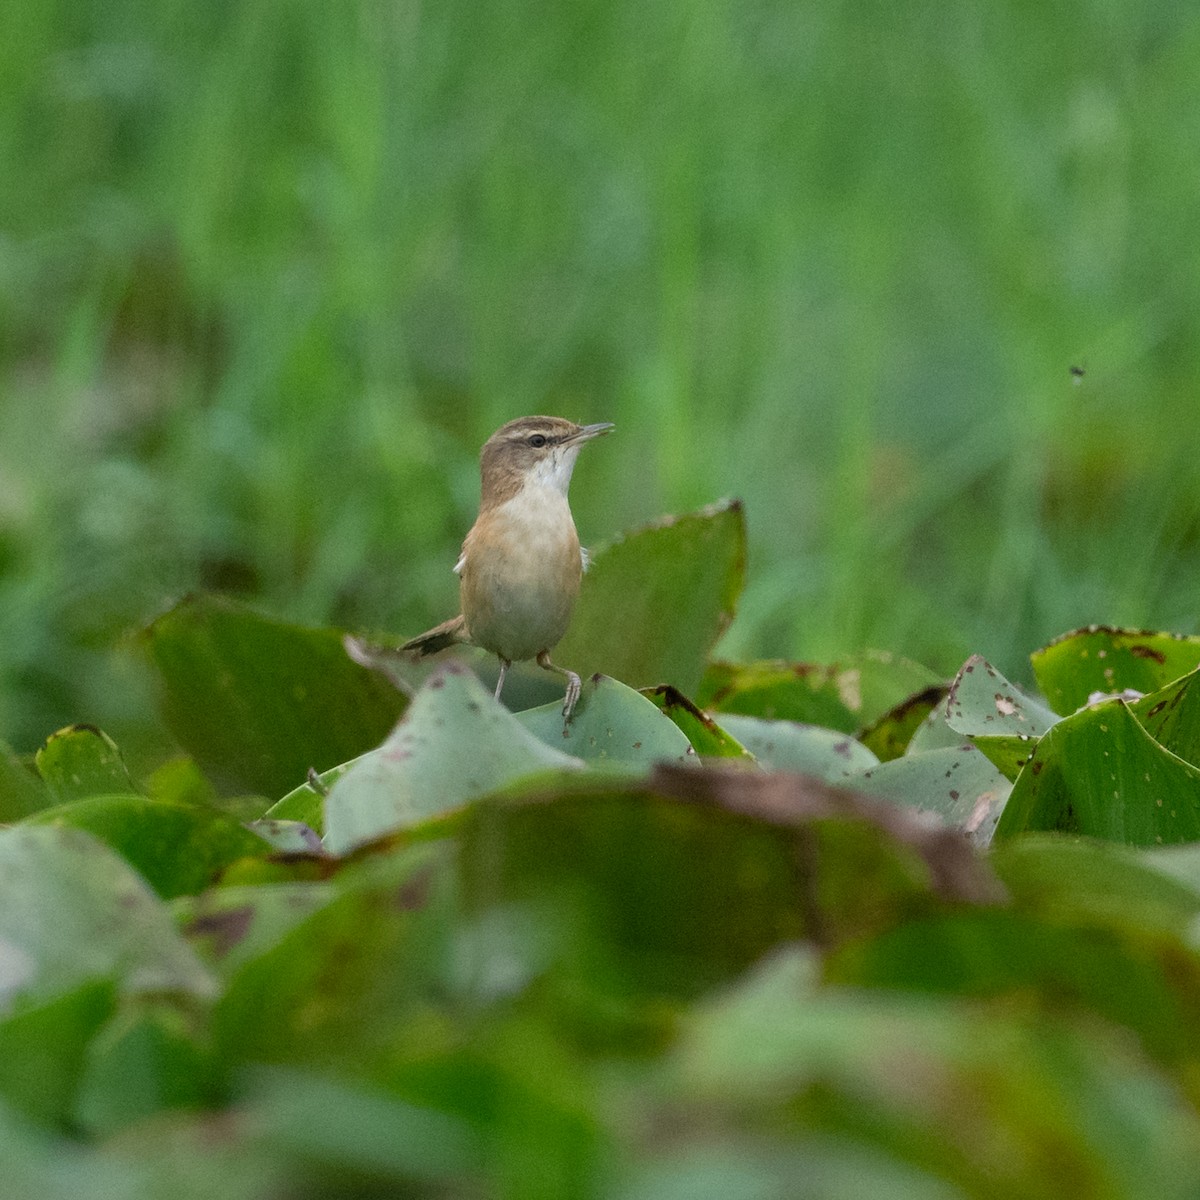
[401,416,613,718]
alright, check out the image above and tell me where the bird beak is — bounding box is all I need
[573,422,615,443]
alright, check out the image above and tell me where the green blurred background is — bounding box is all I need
[3,0,1200,754]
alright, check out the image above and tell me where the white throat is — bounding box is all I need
[530,443,583,496]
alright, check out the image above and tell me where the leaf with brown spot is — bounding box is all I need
[994,698,1200,844]
[944,655,1059,780]
[1032,626,1200,716]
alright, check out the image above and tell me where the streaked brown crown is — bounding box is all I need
[478,416,592,509]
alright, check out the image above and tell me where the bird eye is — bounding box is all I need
[528,434,547,448]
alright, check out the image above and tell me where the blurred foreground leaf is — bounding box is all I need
[681,948,1200,1199]
[0,826,214,1012]
[142,594,406,798]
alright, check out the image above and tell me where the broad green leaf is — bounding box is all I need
[0,826,215,1012]
[714,714,878,780]
[0,743,49,821]
[994,699,1200,844]
[26,796,270,899]
[554,500,746,695]
[641,686,756,759]
[323,665,583,855]
[142,594,406,798]
[461,773,995,998]
[698,651,941,733]
[858,685,949,762]
[1131,668,1200,770]
[0,981,114,1128]
[849,745,1011,846]
[1032,626,1200,716]
[517,676,694,766]
[944,655,1058,779]
[144,756,220,807]
[35,726,137,804]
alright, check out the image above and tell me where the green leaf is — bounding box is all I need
[858,685,949,762]
[994,698,1200,844]
[714,714,878,781]
[0,826,215,1011]
[849,745,1012,846]
[698,651,941,733]
[517,676,694,766]
[263,760,355,833]
[323,664,583,855]
[944,655,1059,780]
[1130,667,1200,770]
[1032,626,1200,716]
[35,726,138,804]
[142,593,406,798]
[641,686,756,759]
[26,796,271,899]
[554,500,746,695]
[0,982,114,1128]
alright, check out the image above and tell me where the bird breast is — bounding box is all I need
[458,486,583,662]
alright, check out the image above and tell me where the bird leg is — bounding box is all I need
[537,651,582,721]
[494,657,511,701]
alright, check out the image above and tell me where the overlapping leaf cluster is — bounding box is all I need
[3,501,1200,1197]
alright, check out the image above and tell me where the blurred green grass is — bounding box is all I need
[3,0,1200,753]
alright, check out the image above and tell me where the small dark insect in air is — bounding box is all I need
[1069,364,1086,383]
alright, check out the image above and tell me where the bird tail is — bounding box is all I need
[400,613,468,657]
